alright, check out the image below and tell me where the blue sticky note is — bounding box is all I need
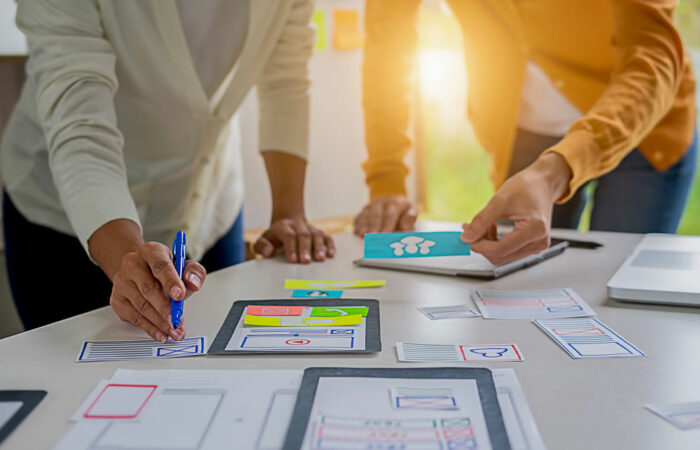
[290,289,343,298]
[364,232,470,259]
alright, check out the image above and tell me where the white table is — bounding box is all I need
[1,228,699,449]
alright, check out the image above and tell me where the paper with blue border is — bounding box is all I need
[291,289,343,298]
[533,318,645,359]
[76,337,207,362]
[364,232,470,259]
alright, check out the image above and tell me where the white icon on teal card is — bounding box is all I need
[364,231,470,259]
[389,236,437,256]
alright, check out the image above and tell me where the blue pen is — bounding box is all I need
[170,231,186,329]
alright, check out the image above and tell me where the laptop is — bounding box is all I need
[607,234,700,306]
[354,238,569,279]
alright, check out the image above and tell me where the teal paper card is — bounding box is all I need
[290,289,343,298]
[364,232,470,259]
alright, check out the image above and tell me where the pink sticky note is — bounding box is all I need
[246,305,306,316]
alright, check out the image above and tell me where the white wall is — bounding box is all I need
[0,0,26,55]
[240,0,416,230]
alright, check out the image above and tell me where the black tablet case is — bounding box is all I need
[207,299,381,354]
[0,390,46,445]
[282,367,510,450]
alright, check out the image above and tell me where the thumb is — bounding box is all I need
[462,197,505,243]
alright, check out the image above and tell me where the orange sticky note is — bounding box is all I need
[333,9,364,50]
[246,305,306,316]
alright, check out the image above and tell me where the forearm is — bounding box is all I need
[262,151,306,221]
[88,219,144,281]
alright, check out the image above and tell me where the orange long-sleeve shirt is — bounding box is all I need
[362,0,696,202]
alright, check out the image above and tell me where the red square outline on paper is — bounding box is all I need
[84,384,157,419]
[458,344,523,361]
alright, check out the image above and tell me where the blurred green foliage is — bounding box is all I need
[421,1,700,235]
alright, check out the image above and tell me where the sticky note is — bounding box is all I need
[364,232,470,259]
[246,305,306,316]
[244,314,363,327]
[310,307,368,317]
[333,9,364,50]
[291,289,343,298]
[312,10,328,51]
[284,279,385,289]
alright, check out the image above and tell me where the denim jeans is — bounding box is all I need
[508,129,698,233]
[2,191,245,330]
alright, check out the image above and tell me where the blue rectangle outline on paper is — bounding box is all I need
[363,231,470,259]
[239,335,354,349]
[567,341,634,357]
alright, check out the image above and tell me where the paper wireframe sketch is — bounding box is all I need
[534,318,645,358]
[76,336,207,362]
[417,305,481,320]
[397,342,524,362]
[472,288,596,319]
[289,368,508,450]
[646,401,700,430]
[364,231,470,259]
[56,369,303,450]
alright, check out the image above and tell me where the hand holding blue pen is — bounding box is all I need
[170,231,187,329]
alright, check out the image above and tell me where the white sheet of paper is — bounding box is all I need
[492,369,547,450]
[471,288,596,319]
[417,305,481,320]
[0,401,23,429]
[300,377,493,450]
[397,342,525,362]
[226,311,366,352]
[76,336,207,362]
[55,369,303,450]
[534,318,645,358]
[646,401,700,430]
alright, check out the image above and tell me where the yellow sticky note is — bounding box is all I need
[333,9,364,50]
[284,279,386,290]
[244,315,281,326]
[312,10,328,51]
[303,315,362,326]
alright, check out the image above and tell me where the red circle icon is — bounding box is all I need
[285,339,311,345]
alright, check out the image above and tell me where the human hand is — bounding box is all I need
[353,195,418,236]
[254,214,335,264]
[109,242,206,342]
[461,153,572,265]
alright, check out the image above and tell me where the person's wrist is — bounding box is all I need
[532,152,572,201]
[270,208,305,224]
[88,219,144,281]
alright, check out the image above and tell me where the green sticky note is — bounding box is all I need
[312,10,328,51]
[311,307,369,317]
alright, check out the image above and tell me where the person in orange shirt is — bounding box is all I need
[354,0,697,265]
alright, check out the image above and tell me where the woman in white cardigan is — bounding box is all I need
[1,0,334,340]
